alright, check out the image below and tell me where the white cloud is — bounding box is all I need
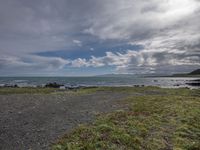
[84,0,200,41]
[73,40,82,47]
[89,56,105,67]
[71,58,88,67]
[0,0,200,75]
[70,48,200,74]
[0,55,70,75]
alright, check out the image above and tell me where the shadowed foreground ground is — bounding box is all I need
[0,88,130,150]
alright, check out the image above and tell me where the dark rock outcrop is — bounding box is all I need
[45,82,64,88]
[186,79,200,86]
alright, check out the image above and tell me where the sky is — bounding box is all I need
[0,0,200,76]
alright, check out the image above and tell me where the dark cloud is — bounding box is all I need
[0,0,200,75]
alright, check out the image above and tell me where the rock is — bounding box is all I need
[59,86,66,90]
[14,84,18,88]
[8,110,13,113]
[186,80,200,86]
[186,82,200,86]
[134,85,140,87]
[3,84,18,88]
[45,82,64,88]
[66,85,81,90]
[18,111,22,114]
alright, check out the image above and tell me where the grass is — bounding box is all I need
[0,86,188,95]
[0,86,102,95]
[52,87,200,150]
[0,86,159,95]
[0,87,56,94]
[0,87,102,95]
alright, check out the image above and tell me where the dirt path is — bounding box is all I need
[0,91,129,150]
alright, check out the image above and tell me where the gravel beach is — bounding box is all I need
[0,90,129,150]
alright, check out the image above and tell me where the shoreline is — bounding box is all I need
[0,83,199,91]
[0,76,200,89]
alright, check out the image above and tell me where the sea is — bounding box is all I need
[0,76,200,88]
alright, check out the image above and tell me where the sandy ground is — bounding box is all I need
[0,91,129,150]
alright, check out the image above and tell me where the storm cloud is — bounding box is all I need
[0,0,200,75]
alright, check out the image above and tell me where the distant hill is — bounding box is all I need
[96,69,200,78]
[188,69,200,75]
[171,69,200,77]
[95,74,137,77]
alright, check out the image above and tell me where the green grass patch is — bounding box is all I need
[52,87,200,150]
[72,87,101,95]
[1,86,194,96]
[0,87,56,94]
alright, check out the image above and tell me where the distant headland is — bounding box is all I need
[171,69,200,77]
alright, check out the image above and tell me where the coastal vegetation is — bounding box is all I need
[52,87,200,150]
[0,87,55,94]
[0,86,199,149]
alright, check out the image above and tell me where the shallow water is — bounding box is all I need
[0,76,199,88]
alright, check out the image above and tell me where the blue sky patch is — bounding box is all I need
[35,42,143,60]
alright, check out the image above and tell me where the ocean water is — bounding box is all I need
[0,76,199,88]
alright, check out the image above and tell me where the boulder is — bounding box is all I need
[45,82,64,88]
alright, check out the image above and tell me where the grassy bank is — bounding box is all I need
[0,87,56,94]
[52,87,200,150]
[0,87,102,95]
